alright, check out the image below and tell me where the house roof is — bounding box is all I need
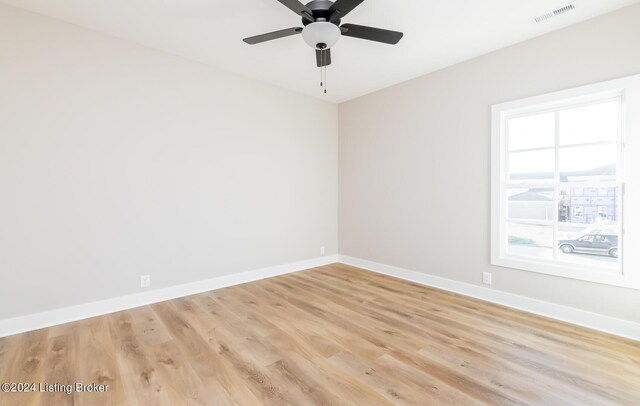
[509,190,552,202]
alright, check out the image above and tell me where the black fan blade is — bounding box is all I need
[328,0,365,22]
[340,24,403,44]
[315,49,331,67]
[277,0,314,20]
[243,27,303,45]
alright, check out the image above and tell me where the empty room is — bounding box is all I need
[1,0,640,404]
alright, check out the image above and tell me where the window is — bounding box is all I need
[492,75,640,289]
[503,96,622,269]
[598,206,608,219]
[574,206,584,218]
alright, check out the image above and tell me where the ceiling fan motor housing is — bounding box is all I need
[301,0,341,25]
[301,1,342,50]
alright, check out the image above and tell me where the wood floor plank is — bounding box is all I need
[169,297,298,405]
[328,264,640,356]
[258,277,521,405]
[107,311,168,405]
[147,340,217,405]
[209,281,399,405]
[298,269,640,398]
[266,354,343,406]
[0,329,48,406]
[41,333,76,406]
[1,264,638,405]
[72,316,125,406]
[310,267,640,403]
[0,335,18,380]
[313,266,640,375]
[150,301,255,405]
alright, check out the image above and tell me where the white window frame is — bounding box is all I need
[491,75,640,289]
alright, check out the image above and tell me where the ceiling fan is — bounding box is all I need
[243,0,403,70]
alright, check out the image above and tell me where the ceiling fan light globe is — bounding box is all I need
[302,22,341,49]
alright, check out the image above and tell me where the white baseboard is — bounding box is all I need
[0,255,339,338]
[339,255,640,341]
[4,254,638,341]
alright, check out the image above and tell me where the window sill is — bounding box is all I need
[491,255,640,290]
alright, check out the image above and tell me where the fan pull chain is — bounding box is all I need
[319,50,324,87]
[322,49,326,94]
[323,66,327,94]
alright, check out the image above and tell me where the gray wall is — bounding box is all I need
[339,5,640,322]
[0,4,338,320]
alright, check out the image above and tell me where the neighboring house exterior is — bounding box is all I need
[509,190,553,221]
[564,187,617,224]
[510,164,617,225]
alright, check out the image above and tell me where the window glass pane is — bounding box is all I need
[559,187,619,225]
[558,225,619,269]
[508,113,555,151]
[559,144,617,182]
[507,188,554,221]
[498,90,624,276]
[559,101,619,146]
[508,149,555,183]
[507,223,553,259]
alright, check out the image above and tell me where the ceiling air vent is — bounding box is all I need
[554,4,576,16]
[534,3,576,23]
[534,12,554,23]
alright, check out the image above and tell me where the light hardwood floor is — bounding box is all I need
[1,264,639,405]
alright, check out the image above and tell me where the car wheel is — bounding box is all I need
[560,244,574,254]
[609,248,618,258]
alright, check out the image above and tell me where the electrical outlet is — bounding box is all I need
[320,246,325,255]
[482,272,492,286]
[140,275,151,288]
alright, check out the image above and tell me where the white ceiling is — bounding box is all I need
[3,0,638,103]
